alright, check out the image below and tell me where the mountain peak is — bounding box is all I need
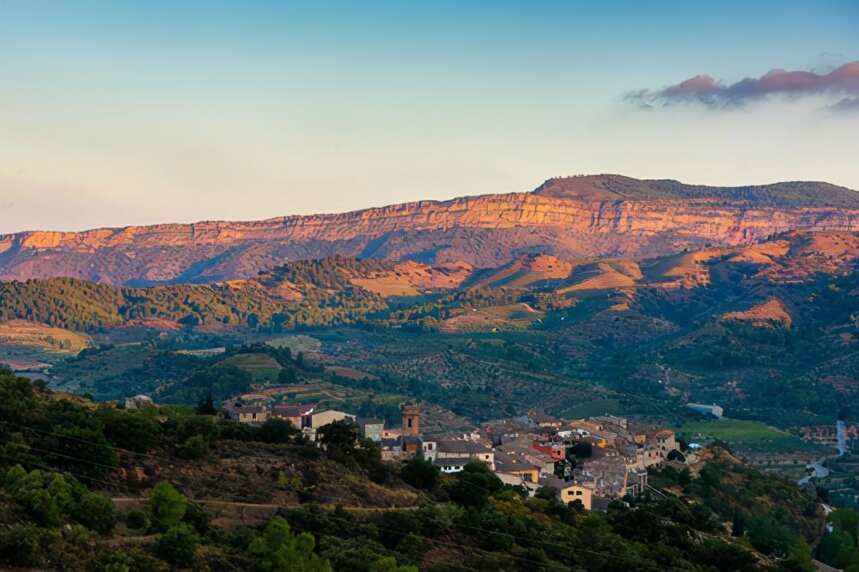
[532,175,661,201]
[533,174,859,207]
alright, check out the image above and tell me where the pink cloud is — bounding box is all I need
[629,61,859,110]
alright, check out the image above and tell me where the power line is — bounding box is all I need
[0,451,119,490]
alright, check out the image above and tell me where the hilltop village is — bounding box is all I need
[220,394,688,510]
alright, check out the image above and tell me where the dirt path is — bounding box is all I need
[111,496,419,528]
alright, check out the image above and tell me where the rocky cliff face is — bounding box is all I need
[2,175,858,284]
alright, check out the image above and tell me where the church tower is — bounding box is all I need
[402,403,420,437]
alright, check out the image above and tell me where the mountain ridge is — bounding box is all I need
[2,174,858,285]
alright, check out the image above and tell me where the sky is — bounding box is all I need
[1,0,858,233]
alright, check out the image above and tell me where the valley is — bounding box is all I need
[0,228,856,432]
[2,178,859,571]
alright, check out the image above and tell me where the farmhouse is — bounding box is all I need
[435,439,495,470]
[271,403,315,428]
[539,475,594,510]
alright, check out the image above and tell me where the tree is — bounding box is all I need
[400,458,439,491]
[257,419,300,444]
[178,435,208,459]
[692,539,758,571]
[47,426,118,479]
[448,462,503,508]
[830,508,859,545]
[278,367,298,384]
[175,414,220,444]
[73,490,117,534]
[731,509,746,537]
[317,420,358,454]
[195,392,217,415]
[100,409,161,453]
[149,481,187,530]
[155,523,199,568]
[368,556,418,572]
[778,539,815,572]
[247,516,331,572]
[535,486,559,502]
[569,441,592,459]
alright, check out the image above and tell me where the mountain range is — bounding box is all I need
[2,174,859,427]
[2,174,858,285]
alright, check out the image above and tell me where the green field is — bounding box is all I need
[677,418,813,452]
[218,352,282,382]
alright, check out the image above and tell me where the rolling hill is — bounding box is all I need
[0,229,857,428]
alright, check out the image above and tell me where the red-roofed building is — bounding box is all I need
[533,441,566,461]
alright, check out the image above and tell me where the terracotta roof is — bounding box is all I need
[240,406,267,415]
[272,404,315,417]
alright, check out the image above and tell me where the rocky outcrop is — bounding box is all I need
[1,175,858,284]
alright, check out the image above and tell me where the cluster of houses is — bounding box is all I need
[223,395,687,511]
[429,412,686,510]
[222,393,387,442]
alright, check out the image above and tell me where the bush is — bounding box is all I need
[0,524,51,567]
[3,466,114,533]
[154,524,199,568]
[256,418,299,444]
[72,491,116,534]
[448,462,503,509]
[400,458,439,491]
[178,435,208,459]
[126,509,150,533]
[183,501,210,534]
[100,410,161,453]
[247,516,331,571]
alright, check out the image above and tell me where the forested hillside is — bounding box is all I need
[1,231,859,428]
[0,369,826,570]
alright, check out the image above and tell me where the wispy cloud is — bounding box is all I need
[628,61,859,111]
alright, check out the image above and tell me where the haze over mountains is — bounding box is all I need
[1,174,858,286]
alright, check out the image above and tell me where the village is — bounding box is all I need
[220,394,692,511]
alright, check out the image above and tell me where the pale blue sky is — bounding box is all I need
[1,1,857,232]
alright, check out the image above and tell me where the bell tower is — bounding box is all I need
[402,403,420,437]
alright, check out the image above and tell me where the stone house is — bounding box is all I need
[237,406,269,425]
[310,410,355,429]
[537,475,594,510]
[357,418,385,442]
[272,403,315,428]
[436,439,495,470]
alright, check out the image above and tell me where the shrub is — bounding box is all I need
[256,419,299,444]
[400,458,439,491]
[125,509,150,533]
[155,524,199,568]
[178,435,208,459]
